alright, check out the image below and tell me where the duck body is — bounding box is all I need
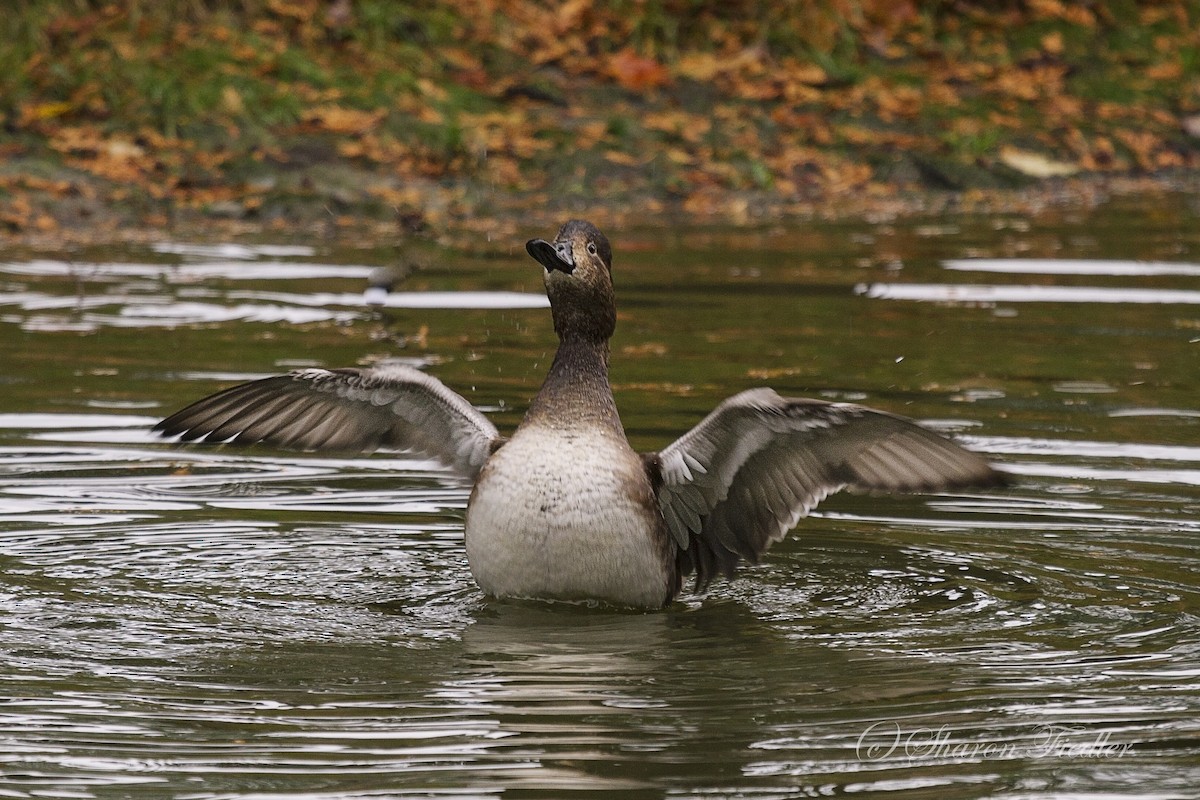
[466,419,672,608]
[467,295,674,607]
[156,220,1006,610]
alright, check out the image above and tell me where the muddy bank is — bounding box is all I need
[3,155,1199,254]
[4,2,1199,251]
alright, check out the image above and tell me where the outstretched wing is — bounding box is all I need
[652,388,1006,591]
[155,364,500,479]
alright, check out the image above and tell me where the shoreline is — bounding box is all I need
[4,3,1198,251]
[3,164,1197,253]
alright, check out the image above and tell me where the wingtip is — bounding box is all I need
[152,410,195,439]
[982,465,1012,489]
[938,462,1009,492]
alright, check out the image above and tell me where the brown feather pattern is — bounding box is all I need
[155,364,499,479]
[654,388,1006,591]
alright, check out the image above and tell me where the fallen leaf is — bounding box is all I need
[998,146,1079,177]
[303,105,384,134]
[17,101,73,128]
[789,62,829,85]
[266,0,318,22]
[1027,0,1095,27]
[871,79,926,120]
[612,382,694,395]
[104,139,144,159]
[676,52,721,81]
[746,366,809,380]
[554,0,590,33]
[1113,129,1163,170]
[574,120,608,147]
[220,86,245,115]
[643,110,710,143]
[606,48,670,90]
[621,342,668,356]
[1145,61,1182,81]
[604,150,648,166]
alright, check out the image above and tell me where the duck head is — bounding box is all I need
[526,220,616,343]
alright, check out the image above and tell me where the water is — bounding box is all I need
[1,198,1198,798]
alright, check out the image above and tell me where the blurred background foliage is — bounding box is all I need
[1,0,1197,236]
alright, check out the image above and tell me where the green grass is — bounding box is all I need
[1,0,1196,231]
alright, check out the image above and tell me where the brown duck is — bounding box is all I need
[157,220,1006,609]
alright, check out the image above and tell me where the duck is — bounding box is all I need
[156,219,1006,609]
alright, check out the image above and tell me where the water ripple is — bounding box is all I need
[1,242,1198,797]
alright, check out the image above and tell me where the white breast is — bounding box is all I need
[464,425,670,608]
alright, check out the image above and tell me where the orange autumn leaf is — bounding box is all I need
[554,0,590,33]
[302,105,384,134]
[604,150,648,166]
[665,147,695,165]
[1027,0,1096,27]
[266,0,318,22]
[1113,129,1163,170]
[643,110,710,143]
[572,120,608,148]
[820,161,873,193]
[676,45,770,84]
[874,83,925,120]
[789,61,829,86]
[1155,149,1186,169]
[606,48,670,90]
[676,52,722,81]
[483,155,523,186]
[1145,61,1182,81]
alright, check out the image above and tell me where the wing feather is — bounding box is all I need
[156,364,500,480]
[655,389,1006,591]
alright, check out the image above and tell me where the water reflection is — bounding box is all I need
[151,241,317,259]
[1,225,1199,797]
[228,289,548,309]
[0,257,373,280]
[858,283,1200,304]
[0,252,544,334]
[944,258,1200,276]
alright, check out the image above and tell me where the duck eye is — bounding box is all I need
[587,242,598,256]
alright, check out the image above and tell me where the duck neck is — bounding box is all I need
[522,334,622,435]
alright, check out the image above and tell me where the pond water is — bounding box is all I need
[0,197,1198,798]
